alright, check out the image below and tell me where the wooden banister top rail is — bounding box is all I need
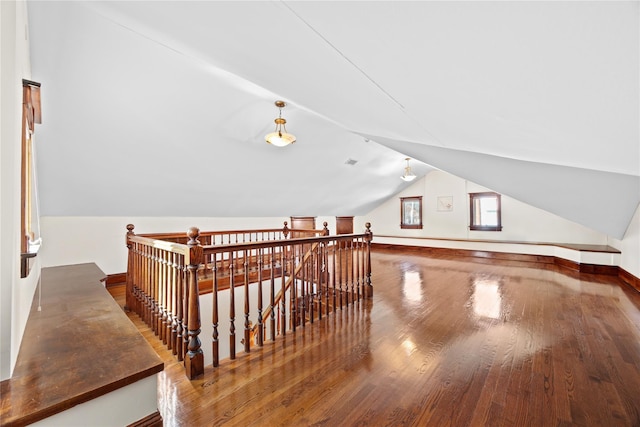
[128,234,191,255]
[132,220,327,242]
[137,228,286,240]
[0,263,164,426]
[201,232,370,254]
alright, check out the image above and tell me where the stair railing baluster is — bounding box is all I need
[169,252,177,352]
[159,249,167,344]
[181,255,189,360]
[243,249,251,353]
[270,247,276,342]
[300,250,306,328]
[290,246,297,332]
[124,221,373,379]
[364,222,373,297]
[229,250,236,360]
[257,247,264,347]
[212,252,219,367]
[280,245,287,336]
[185,227,204,379]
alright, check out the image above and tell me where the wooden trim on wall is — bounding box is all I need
[127,411,163,427]
[372,242,555,265]
[619,268,640,293]
[553,257,618,276]
[106,272,127,287]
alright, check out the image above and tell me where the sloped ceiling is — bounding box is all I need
[27,1,638,238]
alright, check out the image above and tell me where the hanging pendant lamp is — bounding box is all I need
[401,158,417,181]
[265,100,296,147]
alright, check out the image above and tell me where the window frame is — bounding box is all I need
[400,196,423,229]
[469,192,502,232]
[21,79,42,277]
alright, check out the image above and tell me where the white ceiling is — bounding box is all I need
[27,1,639,238]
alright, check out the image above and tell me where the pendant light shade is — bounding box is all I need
[401,157,417,181]
[265,100,296,147]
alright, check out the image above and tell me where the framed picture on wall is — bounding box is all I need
[437,196,453,212]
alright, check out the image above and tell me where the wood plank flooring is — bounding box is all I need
[109,249,640,426]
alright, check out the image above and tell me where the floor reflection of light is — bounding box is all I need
[473,279,501,319]
[402,339,416,356]
[403,271,423,303]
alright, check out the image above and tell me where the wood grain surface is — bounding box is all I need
[110,249,640,426]
[2,263,163,426]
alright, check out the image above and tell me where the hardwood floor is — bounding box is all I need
[109,249,640,426]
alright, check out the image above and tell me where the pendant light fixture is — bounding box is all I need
[400,157,417,181]
[265,100,296,147]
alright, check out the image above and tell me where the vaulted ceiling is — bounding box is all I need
[27,1,638,238]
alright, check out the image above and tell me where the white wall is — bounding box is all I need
[0,0,40,380]
[31,375,157,427]
[40,216,295,274]
[617,204,640,278]
[354,171,640,277]
[40,215,340,275]
[355,172,636,271]
[357,170,611,246]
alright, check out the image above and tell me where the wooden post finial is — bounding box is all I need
[126,224,135,248]
[323,221,329,236]
[187,227,200,245]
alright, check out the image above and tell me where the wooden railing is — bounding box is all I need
[125,222,372,379]
[134,221,326,245]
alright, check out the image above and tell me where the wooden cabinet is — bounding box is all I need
[290,216,316,230]
[290,216,316,237]
[336,216,354,235]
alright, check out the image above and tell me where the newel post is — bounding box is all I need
[282,221,289,238]
[125,224,135,312]
[364,222,373,298]
[185,226,204,379]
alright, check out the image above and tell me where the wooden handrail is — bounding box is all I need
[127,234,190,256]
[125,222,372,379]
[134,221,328,245]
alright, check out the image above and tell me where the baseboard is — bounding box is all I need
[106,272,127,287]
[127,411,163,427]
[553,257,618,276]
[619,268,640,293]
[371,242,555,265]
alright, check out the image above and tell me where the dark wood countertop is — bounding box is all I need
[1,263,164,426]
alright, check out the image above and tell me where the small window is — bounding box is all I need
[400,196,423,229]
[469,192,502,231]
[21,79,42,277]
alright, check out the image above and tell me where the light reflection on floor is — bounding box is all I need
[472,278,502,319]
[402,270,423,304]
